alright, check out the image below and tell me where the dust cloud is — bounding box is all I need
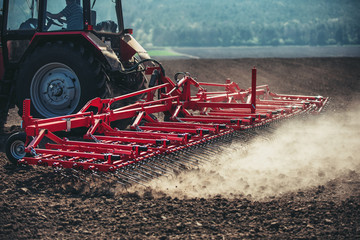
[131,104,360,200]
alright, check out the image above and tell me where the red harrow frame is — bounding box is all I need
[8,66,328,185]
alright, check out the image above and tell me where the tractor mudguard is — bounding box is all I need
[24,32,124,72]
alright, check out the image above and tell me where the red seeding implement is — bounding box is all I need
[5,65,328,186]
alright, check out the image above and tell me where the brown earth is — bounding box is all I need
[0,58,359,239]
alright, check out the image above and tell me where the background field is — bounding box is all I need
[122,0,360,47]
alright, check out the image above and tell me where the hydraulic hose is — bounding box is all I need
[122,58,166,76]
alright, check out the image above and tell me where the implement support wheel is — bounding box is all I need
[5,132,28,165]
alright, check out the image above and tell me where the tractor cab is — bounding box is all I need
[2,0,148,64]
[4,0,123,32]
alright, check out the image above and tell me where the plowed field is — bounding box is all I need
[1,58,359,239]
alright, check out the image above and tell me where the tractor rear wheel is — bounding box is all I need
[16,42,109,118]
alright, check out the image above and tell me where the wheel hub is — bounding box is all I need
[11,140,25,159]
[42,73,75,104]
[49,81,64,97]
[30,63,81,117]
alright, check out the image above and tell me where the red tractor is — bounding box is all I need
[0,0,151,130]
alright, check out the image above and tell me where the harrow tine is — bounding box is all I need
[108,172,130,187]
[190,152,212,163]
[58,169,73,179]
[127,167,154,181]
[133,165,160,179]
[70,169,90,184]
[172,150,198,161]
[88,171,117,189]
[134,164,159,178]
[116,170,147,186]
[197,145,221,155]
[120,167,144,180]
[91,171,106,179]
[186,153,209,163]
[175,157,199,167]
[69,170,89,183]
[172,152,200,167]
[160,156,187,170]
[138,162,167,177]
[183,150,206,162]
[154,157,182,172]
[262,127,275,134]
[244,129,257,136]
[159,155,188,170]
[143,159,172,174]
[93,171,118,183]
[115,174,142,187]
[112,171,139,186]
[165,153,197,168]
[147,156,175,171]
[233,131,246,140]
[208,144,223,153]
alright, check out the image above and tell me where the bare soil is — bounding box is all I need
[1,58,359,239]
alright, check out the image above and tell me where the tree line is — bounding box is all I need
[122,0,360,47]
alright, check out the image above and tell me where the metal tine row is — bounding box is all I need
[261,126,276,135]
[171,135,232,164]
[196,139,226,153]
[127,165,155,181]
[147,156,182,173]
[112,128,265,187]
[176,146,215,164]
[246,129,259,136]
[110,161,178,188]
[64,126,271,188]
[68,168,91,184]
[161,155,192,169]
[130,163,169,183]
[111,171,141,187]
[52,146,224,190]
[90,169,115,181]
[165,154,198,168]
[138,160,170,176]
[54,168,91,185]
[112,157,178,187]
[116,168,148,186]
[182,149,211,163]
[172,150,205,165]
[143,159,173,175]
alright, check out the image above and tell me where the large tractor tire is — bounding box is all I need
[108,63,147,129]
[16,42,109,118]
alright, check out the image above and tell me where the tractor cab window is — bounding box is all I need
[46,0,83,31]
[92,0,118,33]
[7,0,39,30]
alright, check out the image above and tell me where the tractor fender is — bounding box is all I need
[120,34,151,62]
[21,32,123,71]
